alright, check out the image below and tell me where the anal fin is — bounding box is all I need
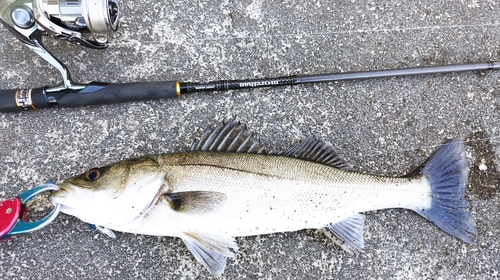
[323,213,365,253]
[181,231,238,277]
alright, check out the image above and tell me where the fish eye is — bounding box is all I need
[85,169,102,181]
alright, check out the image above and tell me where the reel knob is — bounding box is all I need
[11,6,34,29]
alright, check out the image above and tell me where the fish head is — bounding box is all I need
[50,157,166,227]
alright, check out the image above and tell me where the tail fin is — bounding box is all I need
[414,139,477,243]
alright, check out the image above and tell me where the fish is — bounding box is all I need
[49,118,476,277]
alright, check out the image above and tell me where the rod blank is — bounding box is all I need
[294,62,500,84]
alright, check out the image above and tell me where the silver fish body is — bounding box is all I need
[49,119,476,276]
[97,152,428,236]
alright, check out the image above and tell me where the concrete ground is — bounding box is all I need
[1,0,499,279]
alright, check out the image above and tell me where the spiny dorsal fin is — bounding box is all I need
[190,117,277,154]
[285,135,354,171]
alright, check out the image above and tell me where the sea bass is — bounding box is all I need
[49,118,476,276]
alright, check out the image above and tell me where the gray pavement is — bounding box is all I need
[1,0,499,279]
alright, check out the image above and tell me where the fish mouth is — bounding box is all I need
[48,188,65,202]
[48,185,73,212]
[48,190,77,215]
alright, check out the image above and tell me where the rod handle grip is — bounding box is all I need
[0,88,49,113]
[58,81,180,108]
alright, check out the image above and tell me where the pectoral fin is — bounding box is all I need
[165,191,227,214]
[323,213,365,253]
[181,231,238,277]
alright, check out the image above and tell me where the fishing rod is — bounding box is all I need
[0,0,499,113]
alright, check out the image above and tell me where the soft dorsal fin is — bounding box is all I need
[190,117,277,154]
[285,135,353,171]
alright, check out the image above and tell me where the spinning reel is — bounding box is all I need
[0,0,120,111]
